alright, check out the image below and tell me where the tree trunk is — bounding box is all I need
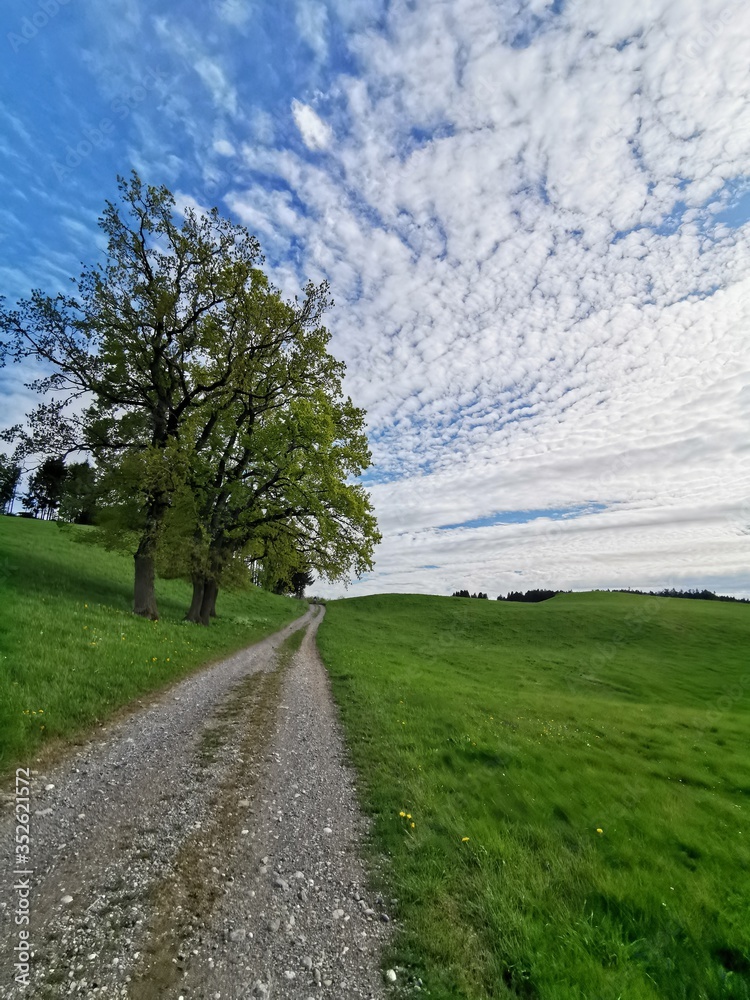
[184,574,206,623]
[132,494,168,619]
[133,551,159,620]
[198,579,219,626]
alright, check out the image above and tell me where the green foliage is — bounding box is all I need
[58,461,98,524]
[0,455,21,511]
[1,173,265,461]
[22,456,67,518]
[0,517,305,775]
[290,568,315,599]
[1,172,380,619]
[176,277,380,594]
[317,591,750,1000]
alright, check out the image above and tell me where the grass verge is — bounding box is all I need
[0,516,305,777]
[317,591,750,1000]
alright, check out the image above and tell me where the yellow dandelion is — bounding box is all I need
[406,813,412,819]
[399,811,406,817]
[461,837,470,842]
[410,822,415,829]
[596,828,603,834]
[152,657,157,662]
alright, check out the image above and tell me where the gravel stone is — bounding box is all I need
[0,607,389,999]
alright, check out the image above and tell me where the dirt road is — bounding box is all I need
[0,606,390,999]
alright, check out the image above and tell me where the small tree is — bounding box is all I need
[22,457,66,519]
[291,568,315,600]
[59,462,98,524]
[0,456,21,513]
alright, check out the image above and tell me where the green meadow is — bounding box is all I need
[317,592,750,1000]
[0,517,305,775]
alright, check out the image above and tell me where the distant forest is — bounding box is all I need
[608,587,750,604]
[452,589,562,602]
[451,587,750,604]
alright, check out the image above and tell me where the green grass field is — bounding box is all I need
[317,592,750,1000]
[0,516,305,775]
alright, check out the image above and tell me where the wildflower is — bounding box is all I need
[462,837,470,842]
[596,828,603,834]
[399,811,406,817]
[410,822,415,829]
[406,813,412,819]
[152,657,157,662]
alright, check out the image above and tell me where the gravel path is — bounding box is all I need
[0,606,390,999]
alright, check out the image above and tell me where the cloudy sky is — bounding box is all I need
[1,0,749,598]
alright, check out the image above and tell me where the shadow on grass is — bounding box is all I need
[9,545,136,612]
[7,530,196,621]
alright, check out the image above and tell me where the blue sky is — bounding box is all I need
[1,0,750,598]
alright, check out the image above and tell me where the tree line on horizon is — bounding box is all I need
[0,174,381,621]
[607,587,750,605]
[451,586,749,604]
[451,589,561,602]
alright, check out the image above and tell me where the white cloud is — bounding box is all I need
[213,0,253,28]
[195,57,239,117]
[173,191,211,218]
[291,99,333,150]
[13,0,747,600]
[296,0,329,60]
[237,0,750,597]
[251,108,277,145]
[213,138,236,157]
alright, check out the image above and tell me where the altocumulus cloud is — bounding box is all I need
[237,0,750,598]
[291,99,332,150]
[1,0,749,599]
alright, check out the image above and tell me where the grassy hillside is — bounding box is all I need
[0,516,305,774]
[317,591,750,1000]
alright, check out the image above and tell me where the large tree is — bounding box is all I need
[1,173,380,617]
[155,290,379,624]
[181,390,379,624]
